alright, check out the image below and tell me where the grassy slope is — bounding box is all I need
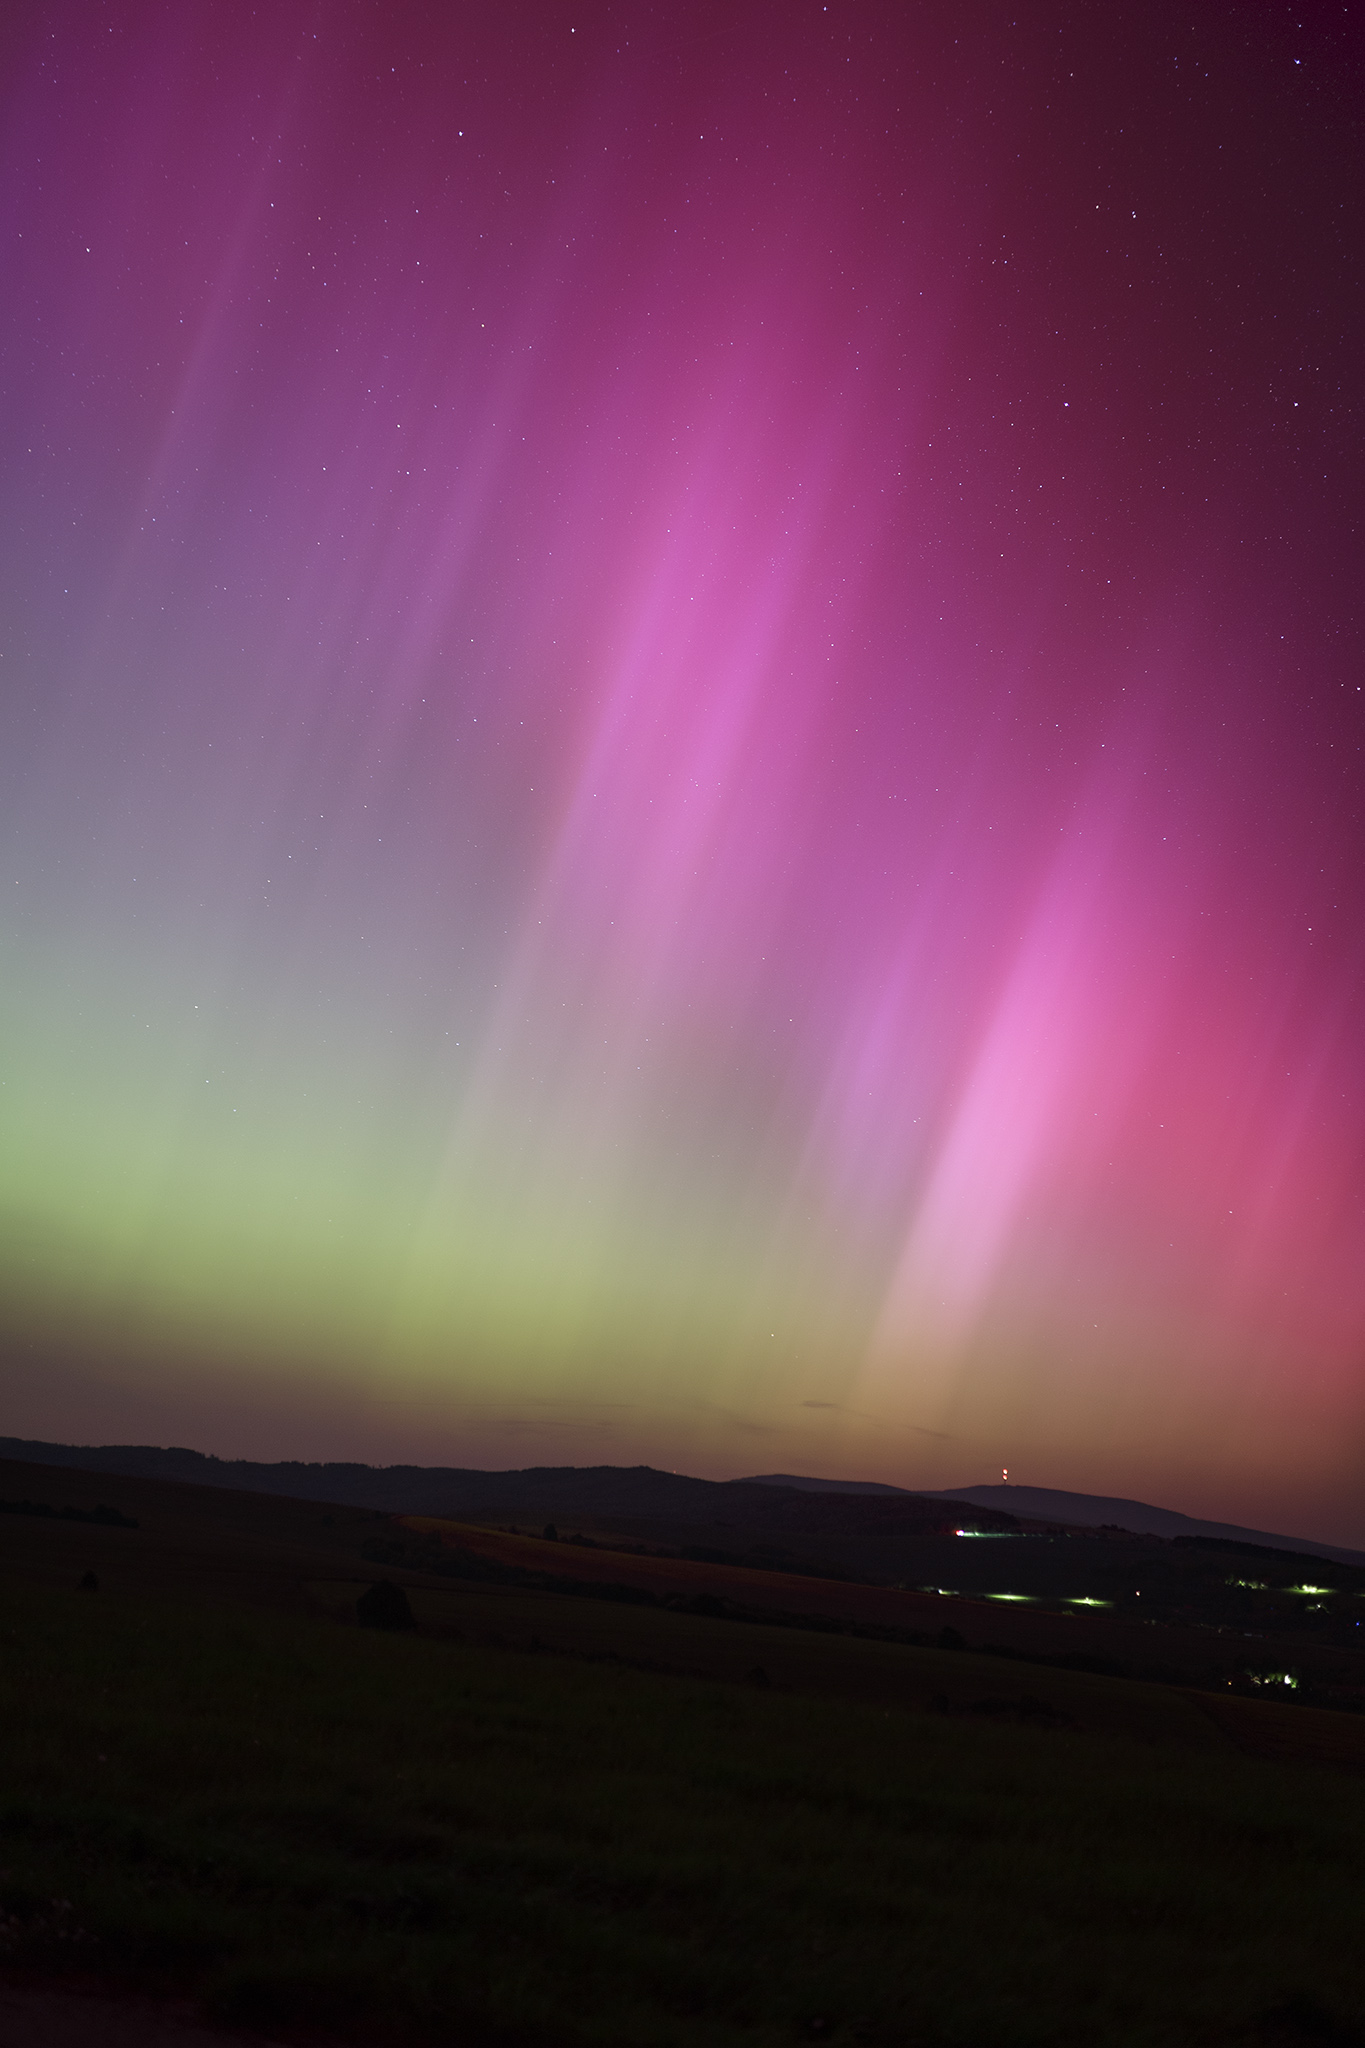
[2,1467,1364,2046]
[394,1515,1365,1702]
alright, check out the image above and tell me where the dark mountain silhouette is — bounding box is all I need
[2,1438,1358,1568]
[743,1473,1365,1568]
[0,1439,743,1519]
[0,1440,1007,1550]
[744,1473,913,1496]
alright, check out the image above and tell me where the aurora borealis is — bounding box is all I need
[2,3,1362,1542]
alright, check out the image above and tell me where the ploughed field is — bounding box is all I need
[2,1457,1364,2047]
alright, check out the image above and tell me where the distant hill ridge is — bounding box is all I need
[745,1474,1365,1568]
[0,1440,747,1520]
[1,1439,1359,1568]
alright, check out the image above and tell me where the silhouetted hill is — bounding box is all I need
[743,1473,914,1496]
[2,1439,1358,1568]
[0,1441,739,1519]
[920,1484,1365,1566]
[743,1474,1365,1568]
[0,1438,1006,1544]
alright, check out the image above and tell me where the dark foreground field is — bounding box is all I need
[2,1462,1364,2047]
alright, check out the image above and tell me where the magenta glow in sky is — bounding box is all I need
[2,3,1362,1543]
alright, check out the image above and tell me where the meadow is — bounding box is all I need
[2,1462,1364,2047]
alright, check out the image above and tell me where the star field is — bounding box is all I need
[1,2,1362,1542]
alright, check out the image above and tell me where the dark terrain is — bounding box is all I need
[5,1436,1361,1564]
[2,1451,1364,2045]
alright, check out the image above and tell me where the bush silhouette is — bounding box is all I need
[356,1579,415,1630]
[542,1523,558,1541]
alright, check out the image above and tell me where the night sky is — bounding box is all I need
[2,3,1362,1543]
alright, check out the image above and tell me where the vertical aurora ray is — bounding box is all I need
[1,3,1362,1540]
